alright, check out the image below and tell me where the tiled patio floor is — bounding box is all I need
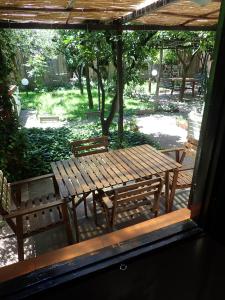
[0,178,190,267]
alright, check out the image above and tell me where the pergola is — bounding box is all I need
[0,0,221,30]
[0,0,220,140]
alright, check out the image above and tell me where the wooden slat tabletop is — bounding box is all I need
[51,144,181,198]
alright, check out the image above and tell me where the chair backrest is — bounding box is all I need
[0,170,11,215]
[179,137,198,164]
[71,136,109,157]
[111,177,164,205]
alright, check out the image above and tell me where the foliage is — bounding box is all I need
[0,30,17,81]
[0,29,27,180]
[163,49,179,66]
[55,30,157,136]
[26,54,48,89]
[14,29,57,90]
[151,31,216,100]
[11,124,160,180]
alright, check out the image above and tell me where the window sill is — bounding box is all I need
[0,208,201,299]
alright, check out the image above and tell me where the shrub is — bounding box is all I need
[11,123,160,180]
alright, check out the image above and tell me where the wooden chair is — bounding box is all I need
[71,136,109,157]
[93,176,164,230]
[0,171,73,261]
[70,136,109,223]
[160,137,198,211]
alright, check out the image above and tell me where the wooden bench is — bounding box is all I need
[39,114,60,123]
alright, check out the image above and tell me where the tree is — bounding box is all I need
[152,31,215,101]
[55,31,86,97]
[55,30,157,137]
[15,29,57,90]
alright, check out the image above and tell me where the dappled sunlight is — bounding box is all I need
[0,223,37,267]
[137,114,187,148]
[0,181,190,268]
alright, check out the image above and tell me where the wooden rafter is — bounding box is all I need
[121,0,178,24]
[178,9,220,26]
[66,0,77,25]
[158,9,220,20]
[0,7,131,13]
[66,0,76,9]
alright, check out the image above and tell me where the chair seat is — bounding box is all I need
[169,170,193,188]
[11,193,64,236]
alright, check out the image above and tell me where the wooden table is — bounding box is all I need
[170,77,196,97]
[51,145,181,240]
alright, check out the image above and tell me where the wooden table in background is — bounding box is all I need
[170,77,196,97]
[51,145,181,241]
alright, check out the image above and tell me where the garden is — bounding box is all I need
[0,29,215,181]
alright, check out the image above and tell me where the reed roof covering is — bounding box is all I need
[0,0,221,29]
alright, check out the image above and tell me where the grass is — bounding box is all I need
[19,86,155,121]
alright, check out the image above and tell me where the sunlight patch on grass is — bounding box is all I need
[20,87,153,120]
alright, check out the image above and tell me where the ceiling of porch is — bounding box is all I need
[0,0,221,29]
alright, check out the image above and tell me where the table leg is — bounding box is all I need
[72,197,80,243]
[165,171,170,213]
[61,200,73,245]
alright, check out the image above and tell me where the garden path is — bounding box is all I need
[20,109,188,148]
[136,113,187,148]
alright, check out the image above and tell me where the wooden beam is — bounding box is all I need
[0,22,216,31]
[122,0,178,24]
[0,7,131,13]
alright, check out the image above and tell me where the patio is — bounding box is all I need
[0,174,190,267]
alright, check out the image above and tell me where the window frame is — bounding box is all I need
[1,3,225,297]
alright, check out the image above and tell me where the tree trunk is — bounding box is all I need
[85,65,93,109]
[77,66,84,95]
[176,48,200,101]
[179,66,188,102]
[155,46,163,98]
[148,63,152,94]
[117,30,124,146]
[101,93,118,136]
[97,58,101,111]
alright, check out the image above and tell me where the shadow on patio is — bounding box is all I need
[0,177,190,268]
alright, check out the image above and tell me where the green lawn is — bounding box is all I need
[19,87,155,121]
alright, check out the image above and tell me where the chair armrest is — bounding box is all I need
[102,195,113,209]
[96,190,113,209]
[4,199,65,219]
[160,147,185,154]
[10,173,55,187]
